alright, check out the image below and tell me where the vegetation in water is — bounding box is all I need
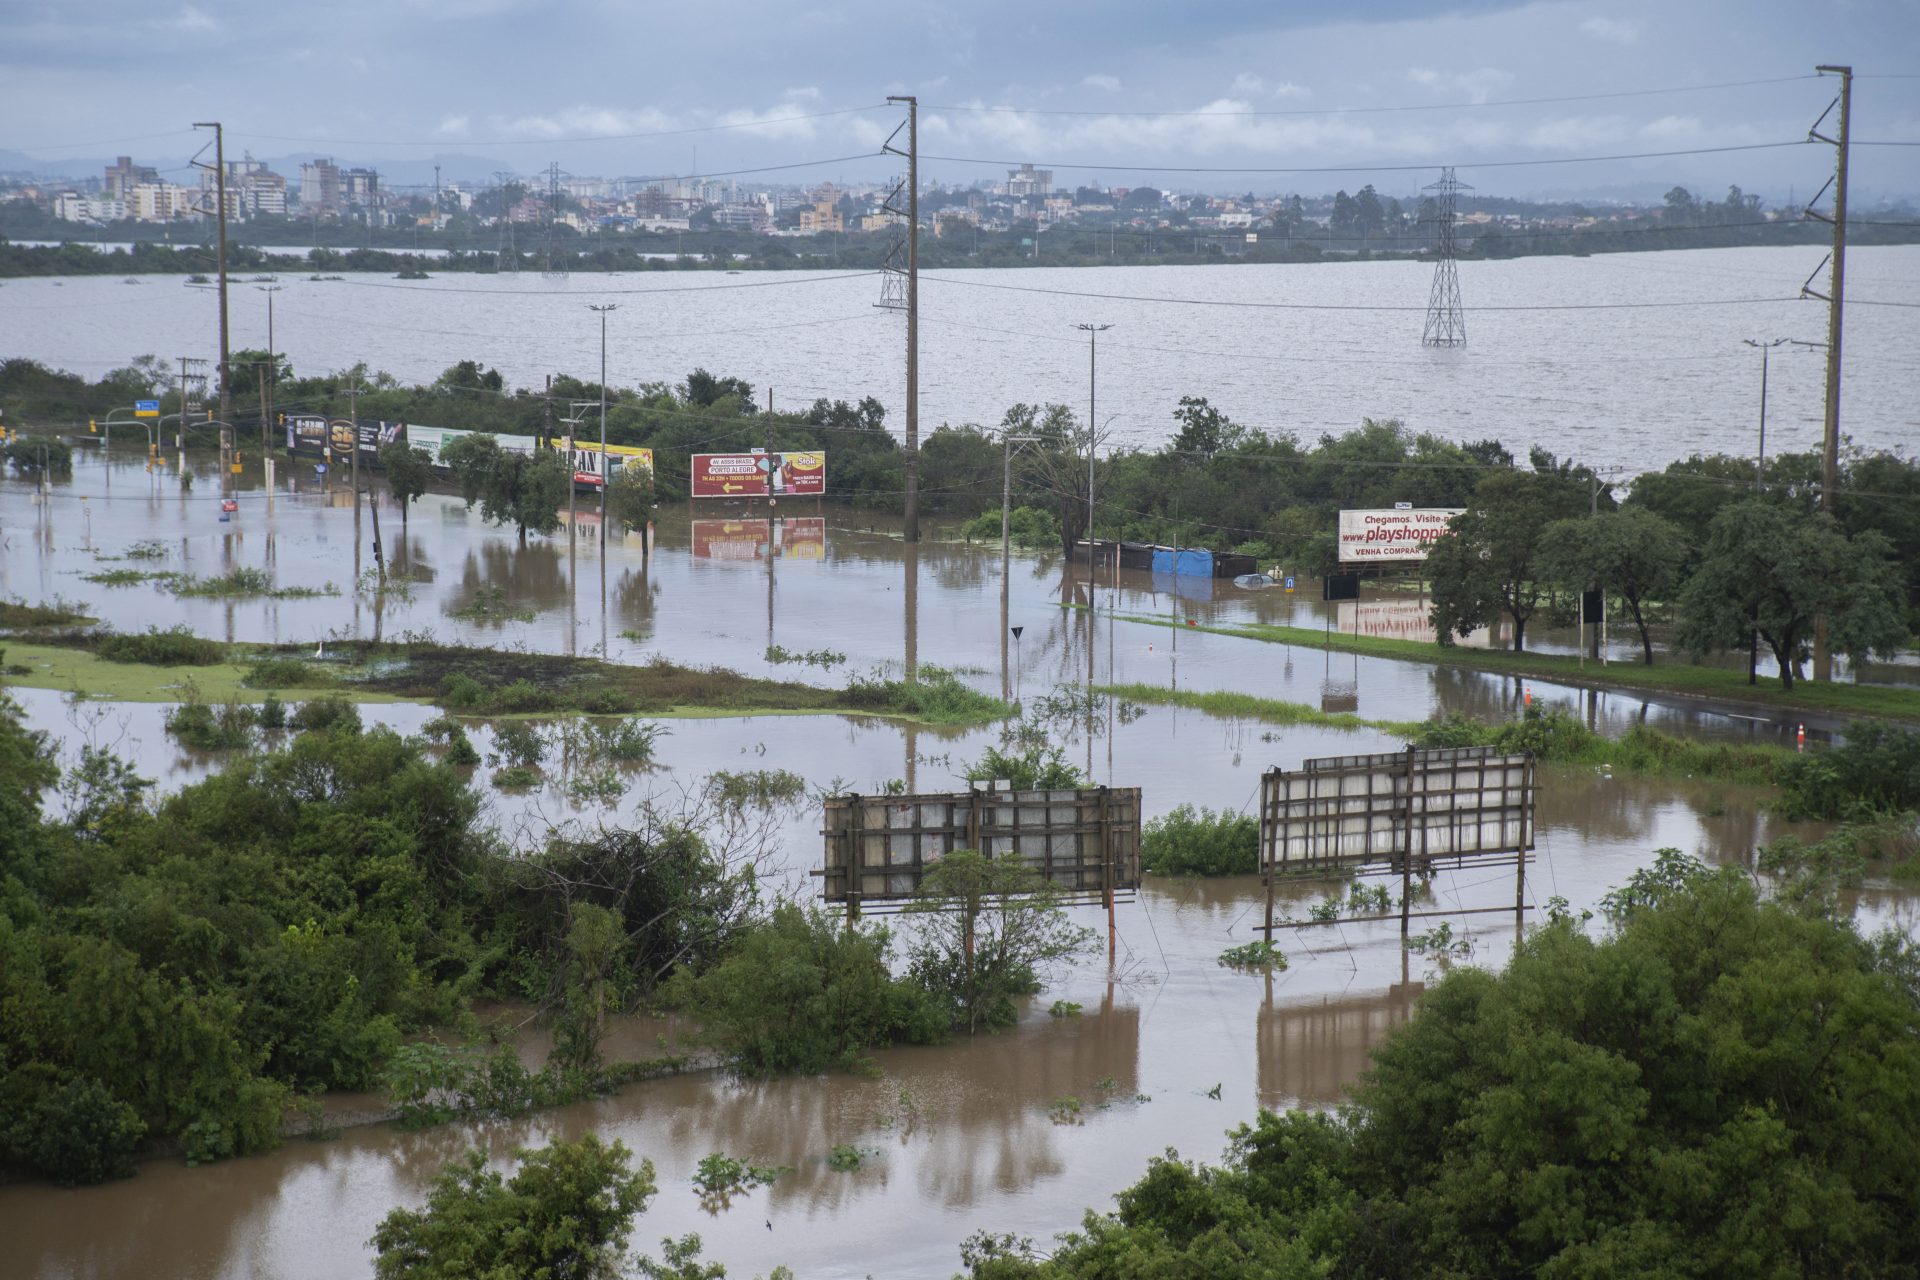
[1142,804,1258,876]
[844,665,1011,725]
[1217,940,1288,972]
[958,857,1920,1278]
[764,643,847,669]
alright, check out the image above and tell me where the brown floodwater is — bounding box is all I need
[1,452,1906,1279]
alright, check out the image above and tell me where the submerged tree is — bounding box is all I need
[379,442,434,534]
[1538,507,1688,664]
[1426,466,1589,651]
[440,432,570,544]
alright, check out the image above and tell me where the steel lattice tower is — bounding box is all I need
[875,175,907,312]
[492,172,519,272]
[1421,167,1471,347]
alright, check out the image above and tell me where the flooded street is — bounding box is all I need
[3,454,1911,1279]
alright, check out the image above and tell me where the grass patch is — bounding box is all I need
[843,665,1011,726]
[168,568,337,599]
[449,585,536,623]
[82,568,172,587]
[0,599,91,629]
[1100,608,1920,725]
[243,657,329,689]
[1109,682,1796,789]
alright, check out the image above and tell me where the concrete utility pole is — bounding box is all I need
[590,304,616,548]
[193,123,232,438]
[257,284,281,455]
[1075,323,1112,596]
[1804,64,1851,681]
[885,95,920,542]
[1001,431,1040,702]
[1743,338,1790,488]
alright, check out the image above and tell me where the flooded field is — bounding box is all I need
[3,453,1910,1279]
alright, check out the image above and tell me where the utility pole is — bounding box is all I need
[193,123,232,438]
[1001,431,1039,702]
[1804,64,1851,682]
[885,95,920,542]
[1743,338,1790,488]
[257,284,281,456]
[344,369,362,537]
[1075,323,1112,597]
[589,304,616,547]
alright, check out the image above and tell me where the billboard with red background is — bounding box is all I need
[691,451,826,498]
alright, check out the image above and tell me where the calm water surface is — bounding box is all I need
[5,247,1918,471]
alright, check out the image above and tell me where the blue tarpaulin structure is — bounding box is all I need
[1151,547,1213,577]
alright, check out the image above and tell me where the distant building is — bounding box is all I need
[711,202,768,231]
[128,182,193,222]
[54,192,128,224]
[104,156,158,200]
[1006,164,1053,198]
[300,159,342,212]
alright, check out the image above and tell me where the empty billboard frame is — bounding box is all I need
[1258,745,1536,937]
[818,784,1141,920]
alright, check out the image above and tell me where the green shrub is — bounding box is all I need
[492,721,547,769]
[578,686,638,715]
[96,626,224,666]
[445,730,481,766]
[163,699,258,751]
[844,665,1010,725]
[243,657,319,689]
[669,903,946,1075]
[961,505,1058,550]
[6,1074,146,1186]
[4,436,73,474]
[1142,804,1258,876]
[492,765,540,789]
[827,1144,869,1171]
[487,679,555,713]
[707,769,806,808]
[259,693,287,729]
[440,673,485,708]
[290,695,360,734]
[1218,939,1288,971]
[1777,724,1920,820]
[963,743,1088,790]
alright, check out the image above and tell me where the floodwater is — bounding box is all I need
[3,455,1914,1280]
[5,247,1919,471]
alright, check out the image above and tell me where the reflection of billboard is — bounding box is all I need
[691,517,826,561]
[1336,598,1488,647]
[1337,508,1464,564]
[820,785,1141,914]
[692,451,826,498]
[549,440,654,489]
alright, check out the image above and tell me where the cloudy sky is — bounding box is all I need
[5,0,1918,200]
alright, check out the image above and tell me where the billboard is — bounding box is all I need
[691,517,826,561]
[819,785,1141,915]
[286,414,329,456]
[405,425,538,468]
[549,440,654,489]
[1337,508,1464,564]
[692,451,826,498]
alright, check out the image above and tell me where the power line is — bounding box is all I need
[230,104,890,148]
[918,273,1805,312]
[327,270,876,297]
[919,139,1814,176]
[923,74,1825,119]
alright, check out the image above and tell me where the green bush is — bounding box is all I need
[963,743,1088,790]
[440,673,485,708]
[492,721,547,768]
[4,436,74,474]
[487,679,555,713]
[1777,724,1920,820]
[290,695,360,734]
[163,699,258,751]
[492,765,541,789]
[960,505,1058,550]
[96,626,224,666]
[1142,804,1258,876]
[844,665,1009,725]
[259,692,287,729]
[243,657,319,689]
[4,1074,146,1186]
[445,730,481,766]
[669,903,945,1075]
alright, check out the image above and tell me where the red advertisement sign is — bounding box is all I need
[691,517,827,561]
[691,451,826,498]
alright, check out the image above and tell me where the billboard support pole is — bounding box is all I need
[1402,746,1417,940]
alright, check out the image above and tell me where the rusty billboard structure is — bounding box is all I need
[1259,745,1535,938]
[818,784,1141,922]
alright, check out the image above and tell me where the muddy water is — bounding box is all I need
[2,455,1906,1279]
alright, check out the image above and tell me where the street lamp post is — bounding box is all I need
[258,284,282,456]
[588,304,617,548]
[1742,337,1790,489]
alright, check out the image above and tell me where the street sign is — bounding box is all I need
[134,400,160,418]
[1284,575,1296,592]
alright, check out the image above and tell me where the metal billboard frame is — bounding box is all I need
[1258,745,1535,938]
[817,784,1141,921]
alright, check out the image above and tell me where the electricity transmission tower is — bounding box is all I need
[493,171,519,272]
[541,161,569,278]
[1421,167,1470,347]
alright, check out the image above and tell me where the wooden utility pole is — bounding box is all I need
[886,95,920,542]
[194,122,232,476]
[1806,64,1851,682]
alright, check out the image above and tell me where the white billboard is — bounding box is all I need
[1337,508,1464,564]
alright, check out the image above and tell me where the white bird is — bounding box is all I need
[315,641,325,659]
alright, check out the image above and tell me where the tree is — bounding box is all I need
[1538,508,1688,663]
[432,360,503,395]
[370,1136,655,1280]
[380,443,433,534]
[1169,396,1243,461]
[905,851,1095,1034]
[1675,499,1907,690]
[1354,184,1384,237]
[1426,467,1587,651]
[1330,190,1358,235]
[604,465,654,535]
[440,433,570,544]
